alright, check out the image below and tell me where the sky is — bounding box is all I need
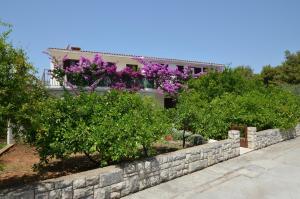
[1,0,300,76]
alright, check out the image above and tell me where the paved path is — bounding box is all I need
[124,137,300,199]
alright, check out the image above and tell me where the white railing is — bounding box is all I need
[41,69,61,87]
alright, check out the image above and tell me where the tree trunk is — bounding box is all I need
[143,145,149,157]
[83,151,100,165]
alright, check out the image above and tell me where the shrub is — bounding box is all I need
[34,90,171,166]
[187,68,263,101]
[0,21,47,138]
[176,70,300,140]
[199,90,300,140]
[170,90,206,147]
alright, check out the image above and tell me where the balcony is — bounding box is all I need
[40,69,159,94]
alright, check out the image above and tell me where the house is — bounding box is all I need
[44,47,225,108]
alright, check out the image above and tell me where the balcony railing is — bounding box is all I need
[41,68,209,89]
[41,69,62,87]
[41,69,155,89]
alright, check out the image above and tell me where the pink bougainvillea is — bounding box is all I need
[51,54,200,96]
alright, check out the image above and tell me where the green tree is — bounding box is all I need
[172,90,203,147]
[277,50,300,84]
[0,21,46,139]
[233,65,254,79]
[35,91,171,166]
[260,50,300,85]
[260,65,280,86]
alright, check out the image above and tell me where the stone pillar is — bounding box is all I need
[296,123,300,137]
[7,120,15,145]
[228,130,240,156]
[247,127,257,149]
[228,130,240,143]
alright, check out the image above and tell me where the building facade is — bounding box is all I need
[45,47,225,107]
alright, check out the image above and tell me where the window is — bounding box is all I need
[126,64,138,71]
[164,98,177,109]
[63,59,79,68]
[177,65,184,72]
[107,62,115,66]
[203,67,208,72]
[193,67,202,74]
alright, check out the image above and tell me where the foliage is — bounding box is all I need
[135,57,193,95]
[0,20,47,138]
[51,54,194,96]
[260,50,300,85]
[175,69,300,140]
[280,83,300,96]
[187,68,263,101]
[261,65,280,85]
[277,50,300,84]
[34,91,171,166]
[233,65,254,79]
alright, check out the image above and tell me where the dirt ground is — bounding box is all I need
[0,140,185,190]
[0,144,98,189]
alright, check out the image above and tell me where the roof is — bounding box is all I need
[48,47,225,67]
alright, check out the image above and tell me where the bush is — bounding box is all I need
[169,90,205,147]
[177,90,300,140]
[176,70,300,140]
[187,68,263,101]
[34,90,171,166]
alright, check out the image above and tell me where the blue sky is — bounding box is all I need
[1,0,300,76]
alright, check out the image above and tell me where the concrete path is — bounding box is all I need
[124,137,300,199]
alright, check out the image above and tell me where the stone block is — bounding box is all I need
[228,130,240,140]
[73,178,86,189]
[144,161,152,173]
[61,186,73,199]
[150,160,160,172]
[94,186,110,199]
[149,175,160,186]
[54,179,73,189]
[111,182,125,192]
[296,123,300,136]
[35,182,55,193]
[188,153,202,163]
[86,175,99,186]
[100,169,123,187]
[188,159,207,173]
[35,192,49,199]
[110,192,121,199]
[128,175,139,192]
[160,162,171,170]
[73,186,93,199]
[136,162,144,170]
[124,163,136,174]
[49,189,62,199]
[139,178,150,190]
[9,190,35,199]
[160,169,169,181]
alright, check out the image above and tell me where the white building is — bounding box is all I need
[44,47,224,107]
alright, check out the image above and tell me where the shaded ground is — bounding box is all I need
[124,137,300,199]
[0,140,188,190]
[0,139,6,150]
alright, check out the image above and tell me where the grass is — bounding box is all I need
[0,164,4,171]
[0,140,6,172]
[0,141,6,150]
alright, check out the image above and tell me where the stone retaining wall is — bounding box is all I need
[296,124,300,137]
[0,130,240,199]
[247,126,297,150]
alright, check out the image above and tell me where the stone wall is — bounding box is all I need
[296,124,300,137]
[0,131,240,199]
[247,126,297,150]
